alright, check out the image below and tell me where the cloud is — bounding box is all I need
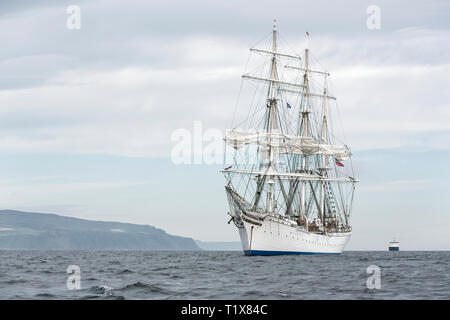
[1,25,449,157]
[0,179,153,219]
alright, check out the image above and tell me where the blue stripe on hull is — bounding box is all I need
[244,250,341,256]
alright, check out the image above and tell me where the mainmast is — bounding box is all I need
[299,47,309,219]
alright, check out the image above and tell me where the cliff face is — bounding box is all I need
[0,210,200,251]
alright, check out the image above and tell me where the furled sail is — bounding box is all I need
[225,130,350,161]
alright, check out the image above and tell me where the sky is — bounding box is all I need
[0,0,449,250]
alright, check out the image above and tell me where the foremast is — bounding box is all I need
[266,20,278,214]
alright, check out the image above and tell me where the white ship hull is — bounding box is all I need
[236,213,351,255]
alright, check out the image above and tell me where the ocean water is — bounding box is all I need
[0,250,448,300]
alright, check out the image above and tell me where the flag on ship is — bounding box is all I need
[335,159,344,167]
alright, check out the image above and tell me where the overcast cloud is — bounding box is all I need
[0,0,449,249]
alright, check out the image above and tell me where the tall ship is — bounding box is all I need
[222,22,358,255]
[389,239,400,251]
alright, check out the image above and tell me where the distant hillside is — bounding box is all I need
[0,210,200,251]
[195,240,242,251]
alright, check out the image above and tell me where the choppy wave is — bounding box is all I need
[115,269,135,275]
[0,251,449,299]
[88,285,114,295]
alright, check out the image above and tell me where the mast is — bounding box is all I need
[299,47,309,219]
[269,20,277,135]
[265,20,278,214]
[320,86,328,226]
[250,20,282,213]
